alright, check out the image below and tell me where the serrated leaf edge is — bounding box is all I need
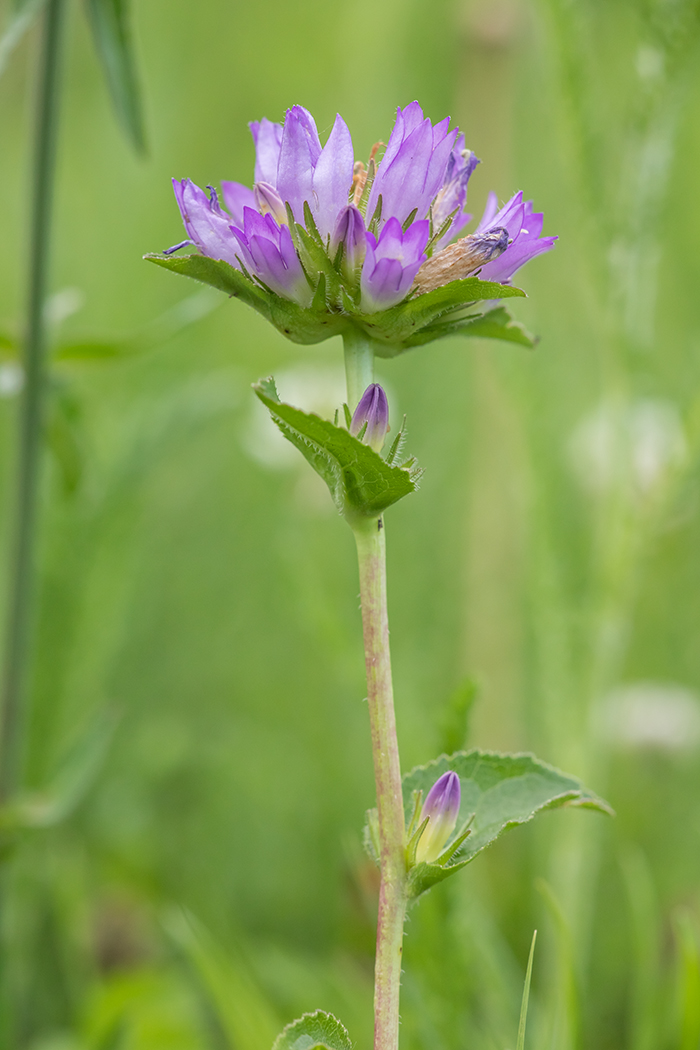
[253,380,420,518]
[403,748,614,817]
[271,1010,353,1050]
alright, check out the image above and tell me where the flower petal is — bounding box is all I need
[368,113,457,228]
[220,181,256,226]
[276,105,322,221]
[479,234,557,283]
[360,217,429,311]
[172,178,240,268]
[250,117,283,186]
[311,113,354,239]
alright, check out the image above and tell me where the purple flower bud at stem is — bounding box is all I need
[349,383,389,453]
[415,771,461,863]
[253,181,288,225]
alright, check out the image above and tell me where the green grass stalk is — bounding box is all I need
[0,0,66,801]
[516,930,537,1050]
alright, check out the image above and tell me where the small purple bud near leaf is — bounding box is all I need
[415,771,461,864]
[350,383,389,453]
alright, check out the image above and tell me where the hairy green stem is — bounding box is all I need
[343,328,375,411]
[0,0,66,801]
[353,516,407,1050]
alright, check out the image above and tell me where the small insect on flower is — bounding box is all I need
[414,771,461,864]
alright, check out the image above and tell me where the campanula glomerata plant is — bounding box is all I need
[146,102,610,1050]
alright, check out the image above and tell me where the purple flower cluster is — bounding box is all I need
[168,103,555,314]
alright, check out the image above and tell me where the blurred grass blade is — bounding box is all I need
[674,909,700,1050]
[0,0,47,78]
[620,845,662,1050]
[46,380,84,494]
[45,704,119,819]
[85,0,146,153]
[516,930,537,1050]
[535,879,579,1050]
[53,288,222,362]
[164,907,281,1050]
[439,679,478,755]
[0,704,119,831]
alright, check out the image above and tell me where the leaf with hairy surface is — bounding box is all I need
[365,749,612,898]
[254,377,420,521]
[272,1011,352,1050]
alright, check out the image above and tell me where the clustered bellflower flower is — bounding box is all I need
[157,103,556,355]
[148,106,612,1050]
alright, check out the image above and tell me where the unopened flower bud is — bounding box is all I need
[350,383,389,453]
[415,771,461,864]
[253,181,288,225]
[331,205,367,278]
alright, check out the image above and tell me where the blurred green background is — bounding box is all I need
[1,0,700,1046]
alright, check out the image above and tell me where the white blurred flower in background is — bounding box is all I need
[595,680,700,752]
[568,398,687,500]
[244,363,347,470]
[0,362,24,398]
[44,286,85,327]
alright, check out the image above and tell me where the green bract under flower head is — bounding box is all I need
[145,103,556,356]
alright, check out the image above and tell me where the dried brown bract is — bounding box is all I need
[413,226,510,294]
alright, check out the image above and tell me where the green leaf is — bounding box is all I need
[365,749,612,898]
[272,1011,352,1050]
[404,306,537,349]
[86,0,146,153]
[356,278,526,355]
[253,376,420,520]
[0,0,46,79]
[145,254,347,345]
[146,254,536,353]
[146,251,271,309]
[293,223,342,305]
